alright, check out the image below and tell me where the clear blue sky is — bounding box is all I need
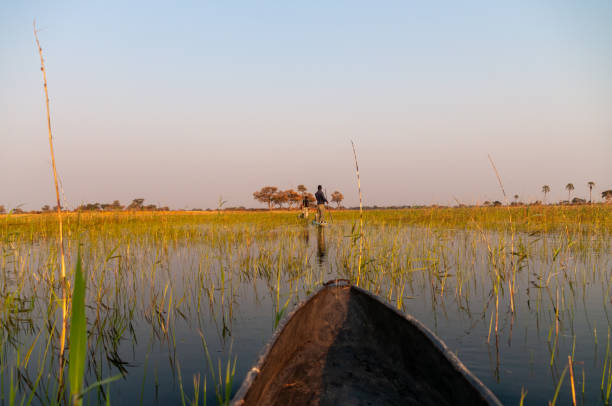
[1,1,611,209]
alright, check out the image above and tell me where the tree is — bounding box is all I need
[588,181,596,203]
[565,183,574,202]
[286,189,301,208]
[0,205,5,214]
[331,191,344,208]
[127,198,145,210]
[513,194,519,204]
[41,204,51,212]
[110,200,124,210]
[602,190,612,203]
[271,190,289,208]
[77,202,101,211]
[297,184,307,194]
[541,185,550,203]
[217,195,227,214]
[253,186,278,209]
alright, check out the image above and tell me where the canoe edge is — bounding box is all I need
[230,283,329,406]
[230,283,503,406]
[353,285,503,406]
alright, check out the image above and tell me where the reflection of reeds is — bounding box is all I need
[33,22,68,393]
[198,331,236,405]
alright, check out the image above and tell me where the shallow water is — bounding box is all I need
[1,218,611,405]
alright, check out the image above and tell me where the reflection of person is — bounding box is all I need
[315,185,328,223]
[301,194,309,218]
[317,226,326,265]
[302,227,310,245]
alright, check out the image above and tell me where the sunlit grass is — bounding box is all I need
[0,205,610,404]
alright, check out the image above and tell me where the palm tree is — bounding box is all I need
[588,181,595,203]
[565,183,574,202]
[541,185,550,203]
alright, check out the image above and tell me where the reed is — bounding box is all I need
[33,22,68,391]
[68,252,86,406]
[351,140,364,286]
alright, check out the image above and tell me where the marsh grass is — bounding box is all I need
[0,206,610,404]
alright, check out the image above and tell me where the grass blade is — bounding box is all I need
[69,251,87,405]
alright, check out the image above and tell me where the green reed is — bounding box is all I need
[0,206,610,404]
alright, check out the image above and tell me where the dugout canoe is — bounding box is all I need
[231,280,502,406]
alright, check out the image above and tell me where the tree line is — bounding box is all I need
[72,199,170,212]
[2,182,610,215]
[539,182,612,204]
[252,185,344,209]
[0,199,170,214]
[497,182,612,206]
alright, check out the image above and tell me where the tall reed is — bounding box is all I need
[351,141,364,285]
[33,21,68,391]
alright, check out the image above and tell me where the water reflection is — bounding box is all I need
[301,225,309,245]
[317,227,327,266]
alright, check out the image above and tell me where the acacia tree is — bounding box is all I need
[513,194,519,204]
[110,200,124,210]
[127,198,145,210]
[602,190,612,203]
[286,189,301,208]
[565,183,574,202]
[588,181,596,203]
[331,191,344,208]
[271,190,289,208]
[541,185,550,203]
[0,205,5,214]
[253,186,278,209]
[297,184,307,195]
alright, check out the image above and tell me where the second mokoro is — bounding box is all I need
[232,280,502,406]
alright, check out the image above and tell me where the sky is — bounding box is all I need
[1,1,611,210]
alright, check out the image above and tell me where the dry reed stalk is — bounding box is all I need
[33,21,68,388]
[351,141,364,286]
[487,154,507,201]
[568,355,577,406]
[487,153,516,315]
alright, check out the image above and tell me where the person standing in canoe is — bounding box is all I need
[301,193,310,218]
[315,185,328,223]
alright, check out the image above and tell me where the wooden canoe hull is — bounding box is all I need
[232,282,501,406]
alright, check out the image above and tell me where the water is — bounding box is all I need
[1,219,610,405]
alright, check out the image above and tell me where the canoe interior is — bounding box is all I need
[236,285,498,406]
